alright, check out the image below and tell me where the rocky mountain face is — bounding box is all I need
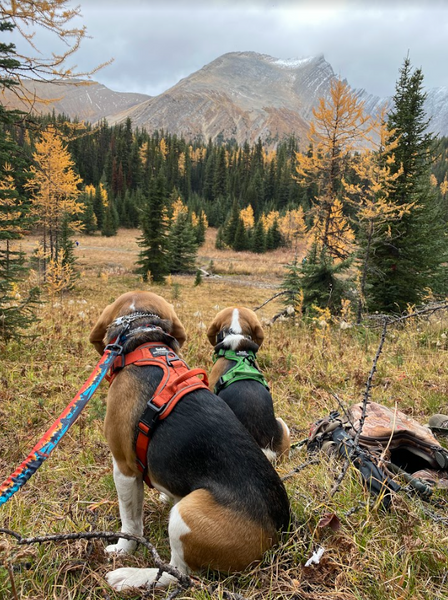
[4,52,448,144]
[2,80,150,124]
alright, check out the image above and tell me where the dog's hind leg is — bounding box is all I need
[106,457,144,555]
[275,417,291,461]
[106,502,190,590]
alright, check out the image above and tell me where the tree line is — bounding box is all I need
[1,8,448,336]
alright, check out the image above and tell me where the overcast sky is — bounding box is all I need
[12,0,448,99]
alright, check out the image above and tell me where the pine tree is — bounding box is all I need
[79,191,97,234]
[251,219,266,253]
[299,244,352,314]
[0,21,40,339]
[281,259,302,313]
[367,58,447,312]
[167,211,198,273]
[233,218,248,251]
[93,184,105,231]
[101,199,119,237]
[136,172,169,282]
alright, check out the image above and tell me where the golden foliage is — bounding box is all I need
[296,79,372,258]
[178,152,186,175]
[171,197,188,222]
[191,210,208,229]
[159,138,168,159]
[25,126,83,259]
[308,198,355,258]
[278,208,307,247]
[261,210,279,231]
[84,184,95,197]
[441,176,448,197]
[46,256,73,296]
[342,117,412,228]
[240,205,255,229]
[1,0,109,103]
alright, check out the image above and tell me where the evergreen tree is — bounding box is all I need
[167,211,198,273]
[223,198,240,247]
[368,57,447,312]
[0,21,40,339]
[101,199,119,236]
[233,218,248,251]
[136,172,169,282]
[79,191,97,234]
[281,259,302,313]
[93,184,105,231]
[251,219,266,253]
[299,244,352,314]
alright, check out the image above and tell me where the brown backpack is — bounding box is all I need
[308,401,448,498]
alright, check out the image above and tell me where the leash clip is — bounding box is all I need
[104,342,124,355]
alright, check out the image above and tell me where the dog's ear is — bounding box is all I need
[244,309,264,348]
[206,318,220,346]
[169,309,187,347]
[89,301,117,355]
[251,322,264,348]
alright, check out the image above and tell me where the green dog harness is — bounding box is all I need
[213,348,270,394]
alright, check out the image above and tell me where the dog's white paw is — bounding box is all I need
[106,567,176,590]
[105,539,137,555]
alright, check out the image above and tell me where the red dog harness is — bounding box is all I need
[108,342,209,486]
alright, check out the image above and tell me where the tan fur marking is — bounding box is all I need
[177,489,276,572]
[207,307,264,348]
[208,357,233,392]
[104,370,143,477]
[274,418,291,462]
[89,290,186,355]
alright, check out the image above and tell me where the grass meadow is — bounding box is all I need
[1,229,448,599]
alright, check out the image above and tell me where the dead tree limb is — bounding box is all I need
[253,291,289,312]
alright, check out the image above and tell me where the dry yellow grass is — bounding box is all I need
[1,229,448,599]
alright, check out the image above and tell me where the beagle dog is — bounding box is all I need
[89,291,290,591]
[207,307,290,461]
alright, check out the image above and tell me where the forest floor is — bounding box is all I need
[1,229,448,600]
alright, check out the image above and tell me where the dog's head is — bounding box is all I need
[89,291,186,355]
[207,307,264,350]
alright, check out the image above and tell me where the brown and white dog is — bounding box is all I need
[89,291,290,591]
[207,307,290,461]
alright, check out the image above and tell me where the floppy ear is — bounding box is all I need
[89,302,116,355]
[169,310,187,347]
[251,322,265,348]
[206,318,220,347]
[243,308,264,348]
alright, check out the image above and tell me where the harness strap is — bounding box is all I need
[213,348,269,394]
[108,342,209,487]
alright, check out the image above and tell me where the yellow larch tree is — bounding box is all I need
[26,126,83,269]
[296,79,373,258]
[278,207,308,249]
[342,116,413,321]
[240,205,255,229]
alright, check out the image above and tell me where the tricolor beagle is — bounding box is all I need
[207,307,290,461]
[89,291,290,591]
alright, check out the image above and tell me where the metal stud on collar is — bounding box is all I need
[111,312,160,328]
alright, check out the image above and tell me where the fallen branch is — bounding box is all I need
[0,529,191,588]
[281,458,321,482]
[253,291,289,311]
[0,528,250,599]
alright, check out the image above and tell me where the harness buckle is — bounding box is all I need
[139,399,164,434]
